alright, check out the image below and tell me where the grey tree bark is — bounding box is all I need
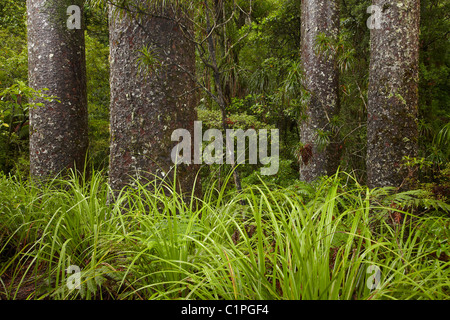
[299,0,340,182]
[367,0,420,190]
[108,2,200,197]
[27,0,88,178]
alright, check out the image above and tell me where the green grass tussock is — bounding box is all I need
[0,170,449,300]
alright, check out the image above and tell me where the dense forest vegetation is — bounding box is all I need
[0,0,449,300]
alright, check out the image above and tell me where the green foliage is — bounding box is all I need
[315,31,356,73]
[0,28,27,89]
[0,0,446,185]
[433,121,450,162]
[88,119,110,170]
[197,108,278,190]
[0,0,26,35]
[0,81,59,175]
[0,1,113,174]
[420,162,450,204]
[243,159,297,188]
[85,33,111,170]
[198,108,274,131]
[418,0,450,169]
[86,34,110,117]
[0,170,449,299]
[0,0,449,300]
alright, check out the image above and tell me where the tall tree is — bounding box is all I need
[299,0,340,182]
[367,0,420,190]
[27,0,88,178]
[108,1,200,197]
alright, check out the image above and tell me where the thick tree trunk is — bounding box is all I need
[108,2,200,197]
[299,0,340,182]
[367,0,420,190]
[27,0,88,178]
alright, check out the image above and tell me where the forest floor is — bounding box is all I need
[0,262,42,300]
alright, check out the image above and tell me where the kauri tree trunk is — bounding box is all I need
[367,0,420,190]
[27,0,88,178]
[299,0,340,182]
[108,2,200,197]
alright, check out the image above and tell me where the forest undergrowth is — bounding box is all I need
[0,168,449,300]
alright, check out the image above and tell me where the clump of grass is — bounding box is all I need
[0,169,448,300]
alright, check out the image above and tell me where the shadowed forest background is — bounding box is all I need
[0,0,449,300]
